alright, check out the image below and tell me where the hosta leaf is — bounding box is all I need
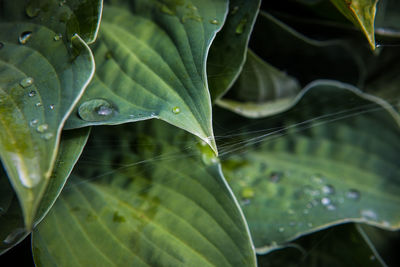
[207,0,261,100]
[33,121,256,267]
[65,0,230,154]
[215,80,400,252]
[249,11,365,87]
[0,129,89,255]
[217,50,301,118]
[330,0,378,50]
[258,224,385,266]
[0,0,98,229]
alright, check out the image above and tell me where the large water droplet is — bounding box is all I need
[236,18,248,34]
[20,77,34,88]
[322,184,335,195]
[172,106,181,114]
[19,31,33,45]
[36,124,48,133]
[78,99,116,122]
[346,189,360,200]
[209,19,219,25]
[3,228,26,244]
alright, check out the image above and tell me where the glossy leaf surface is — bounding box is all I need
[33,121,256,267]
[66,0,230,154]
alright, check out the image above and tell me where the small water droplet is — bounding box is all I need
[29,119,38,127]
[269,171,283,183]
[53,33,62,41]
[3,228,26,244]
[361,209,377,220]
[278,227,285,233]
[172,106,181,114]
[35,102,42,107]
[49,104,55,110]
[230,6,239,15]
[346,189,360,200]
[36,124,48,133]
[209,19,219,25]
[321,197,331,206]
[78,99,116,122]
[326,204,337,211]
[20,77,34,88]
[28,90,36,97]
[25,3,40,18]
[322,184,335,195]
[307,222,313,227]
[241,187,254,199]
[236,18,248,34]
[41,132,54,140]
[19,31,33,45]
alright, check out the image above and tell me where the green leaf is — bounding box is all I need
[250,11,365,87]
[0,128,89,255]
[65,0,230,154]
[258,224,386,266]
[330,0,378,50]
[215,80,400,252]
[0,0,98,229]
[216,50,301,118]
[207,0,261,100]
[33,121,256,266]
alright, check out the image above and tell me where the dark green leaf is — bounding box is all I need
[215,80,400,252]
[207,0,261,100]
[33,120,256,266]
[65,0,231,154]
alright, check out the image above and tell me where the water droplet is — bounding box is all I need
[29,119,38,127]
[346,189,360,200]
[0,42,3,49]
[269,171,283,183]
[20,77,34,88]
[19,31,33,45]
[172,106,181,114]
[326,204,337,211]
[361,209,377,220]
[53,33,62,41]
[322,184,335,195]
[36,124,48,133]
[209,19,219,25]
[78,99,116,122]
[236,18,248,34]
[28,90,36,97]
[35,102,42,107]
[49,104,55,110]
[25,3,40,18]
[3,228,26,244]
[241,187,254,199]
[41,132,53,140]
[278,227,285,233]
[321,197,331,206]
[230,6,239,15]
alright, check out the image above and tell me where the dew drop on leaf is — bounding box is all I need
[78,99,116,122]
[172,106,181,114]
[235,18,248,34]
[322,184,335,195]
[53,33,62,41]
[28,90,36,97]
[35,102,42,107]
[321,197,331,206]
[36,123,48,133]
[278,227,285,233]
[209,19,219,25]
[49,104,55,110]
[41,132,54,140]
[19,31,33,45]
[346,189,360,200]
[29,119,38,127]
[20,77,34,88]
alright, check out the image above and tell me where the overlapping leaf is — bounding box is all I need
[33,121,256,267]
[65,0,231,154]
[217,50,301,118]
[249,11,365,87]
[207,0,261,100]
[0,128,89,255]
[215,81,400,252]
[330,0,378,49]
